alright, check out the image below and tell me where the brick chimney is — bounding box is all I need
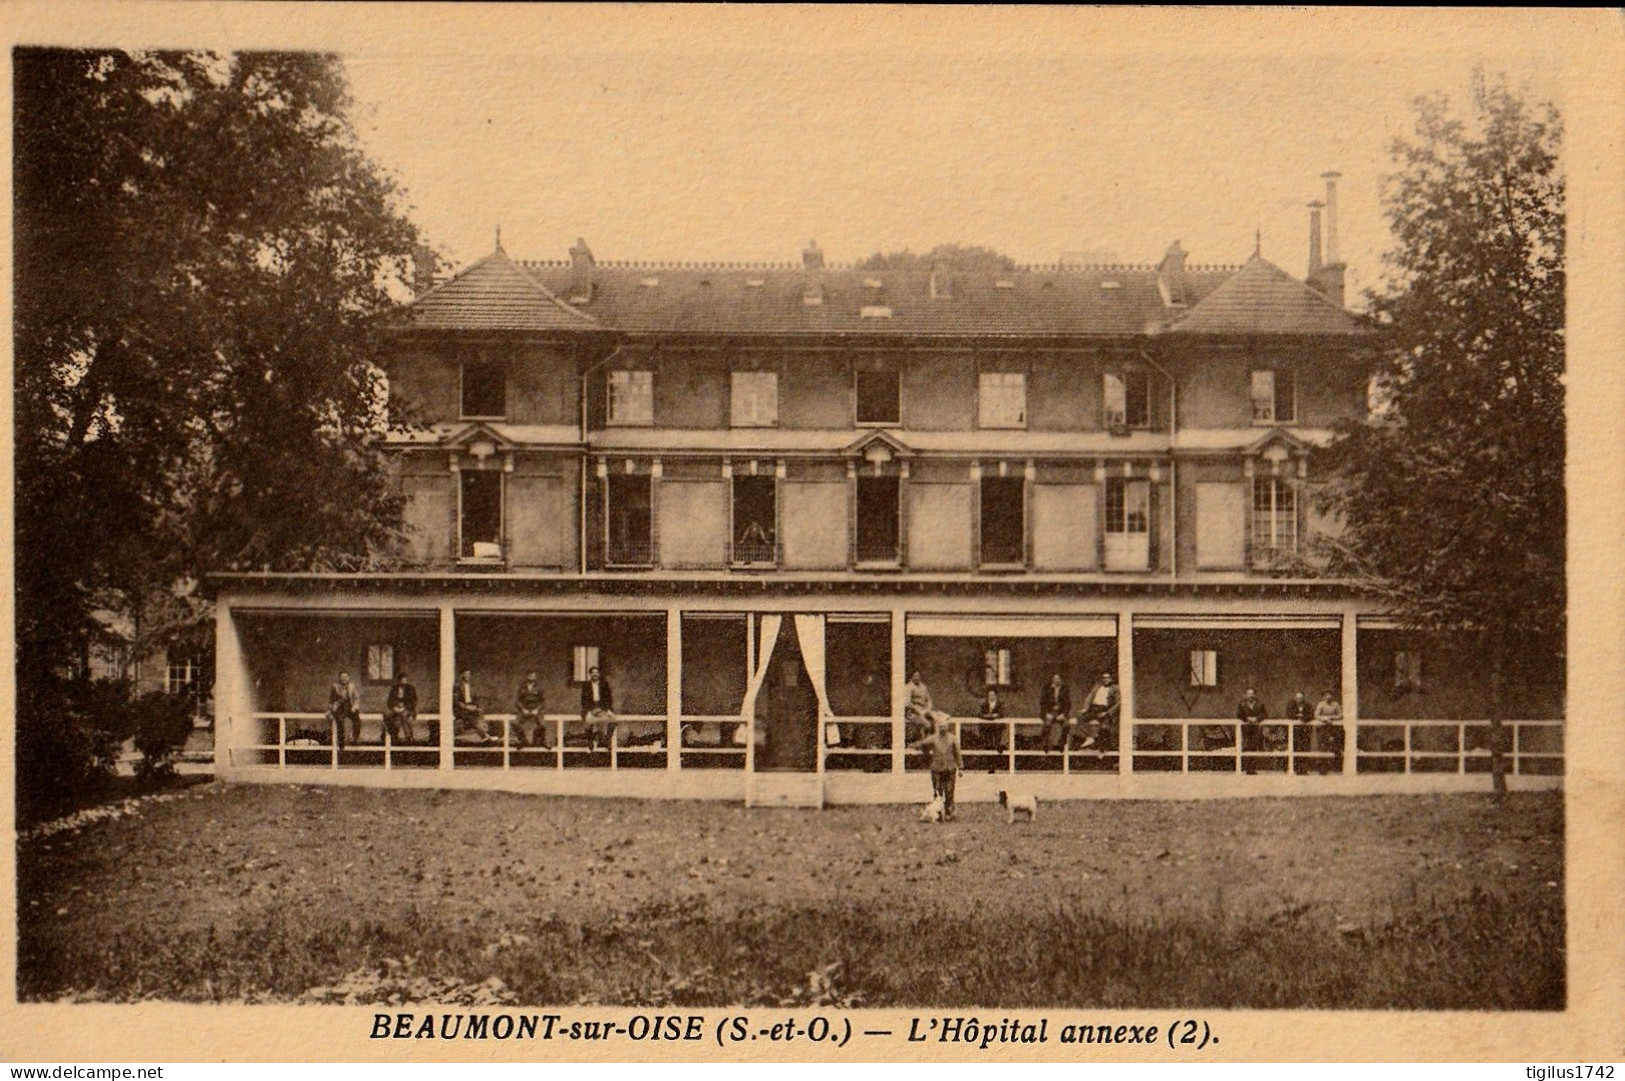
[1321,171,1342,265]
[803,239,825,269]
[1307,200,1324,278]
[568,237,595,304]
[1310,172,1347,308]
[412,244,438,295]
[929,255,951,299]
[1156,240,1189,306]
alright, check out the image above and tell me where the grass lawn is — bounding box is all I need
[18,783,1563,1009]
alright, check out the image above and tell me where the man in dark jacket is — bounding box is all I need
[384,670,418,744]
[515,669,547,748]
[580,666,616,751]
[1076,671,1121,753]
[1237,688,1267,774]
[1039,673,1072,753]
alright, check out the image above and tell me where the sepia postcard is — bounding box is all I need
[3,3,1622,1066]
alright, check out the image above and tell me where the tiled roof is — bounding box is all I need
[1167,255,1366,336]
[520,260,1236,338]
[396,249,598,332]
[395,244,1365,338]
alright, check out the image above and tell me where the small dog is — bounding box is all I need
[919,796,946,823]
[997,789,1039,824]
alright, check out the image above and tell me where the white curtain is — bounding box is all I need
[794,613,840,746]
[739,613,782,724]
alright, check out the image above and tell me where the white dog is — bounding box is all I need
[996,789,1038,824]
[919,795,946,823]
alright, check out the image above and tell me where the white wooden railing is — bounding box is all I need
[233,712,1561,780]
[1130,719,1563,775]
[230,712,445,769]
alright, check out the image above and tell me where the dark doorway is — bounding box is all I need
[855,476,900,564]
[980,476,1025,565]
[757,619,818,771]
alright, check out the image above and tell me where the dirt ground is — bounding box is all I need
[21,783,1562,943]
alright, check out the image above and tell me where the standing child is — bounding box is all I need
[909,716,964,821]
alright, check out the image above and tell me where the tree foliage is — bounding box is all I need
[14,49,420,679]
[857,243,1018,273]
[1314,73,1563,790]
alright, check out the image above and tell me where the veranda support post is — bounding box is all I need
[439,604,456,771]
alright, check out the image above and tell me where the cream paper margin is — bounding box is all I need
[0,4,1619,1064]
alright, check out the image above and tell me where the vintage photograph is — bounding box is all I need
[12,7,1587,1028]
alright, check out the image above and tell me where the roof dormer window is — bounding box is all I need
[860,306,893,319]
[639,276,660,288]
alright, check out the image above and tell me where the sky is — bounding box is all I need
[327,8,1565,304]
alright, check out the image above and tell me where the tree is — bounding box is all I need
[857,243,1017,273]
[14,49,420,686]
[1314,72,1563,795]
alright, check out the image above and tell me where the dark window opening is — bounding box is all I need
[980,476,1026,565]
[856,476,900,563]
[460,470,502,558]
[607,475,653,565]
[855,369,901,426]
[461,361,506,418]
[732,475,777,565]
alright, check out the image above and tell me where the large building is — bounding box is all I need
[209,181,1564,804]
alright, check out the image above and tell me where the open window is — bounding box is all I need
[855,368,901,426]
[731,475,777,565]
[1189,649,1219,688]
[855,475,900,564]
[1104,370,1150,430]
[606,474,653,565]
[461,361,506,419]
[459,470,503,560]
[1104,478,1150,570]
[1250,368,1296,424]
[979,476,1026,566]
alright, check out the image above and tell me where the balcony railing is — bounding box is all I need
[854,540,901,565]
[729,540,780,567]
[605,538,655,567]
[979,540,1025,566]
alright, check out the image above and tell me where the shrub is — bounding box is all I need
[131,692,197,781]
[15,678,131,825]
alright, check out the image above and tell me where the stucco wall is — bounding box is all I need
[237,614,441,714]
[1132,628,1340,719]
[1357,630,1564,720]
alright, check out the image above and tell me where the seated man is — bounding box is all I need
[384,670,418,744]
[1039,673,1072,753]
[1075,671,1120,753]
[326,670,363,748]
[579,665,616,751]
[514,669,548,748]
[453,669,494,743]
[903,671,945,744]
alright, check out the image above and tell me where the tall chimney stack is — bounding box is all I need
[568,237,595,304]
[1307,200,1324,279]
[412,244,439,296]
[802,239,824,270]
[1321,171,1342,266]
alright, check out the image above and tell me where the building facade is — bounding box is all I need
[210,189,1564,804]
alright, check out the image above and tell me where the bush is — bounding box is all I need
[16,678,131,825]
[131,692,197,781]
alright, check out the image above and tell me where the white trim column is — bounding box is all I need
[891,607,907,775]
[1341,610,1359,775]
[212,601,247,771]
[666,608,682,771]
[439,604,456,771]
[1117,608,1134,778]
